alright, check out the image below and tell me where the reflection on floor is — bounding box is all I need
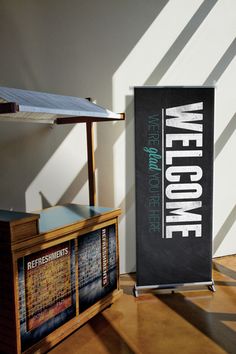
[49,255,236,354]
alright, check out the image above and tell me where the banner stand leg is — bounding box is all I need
[208,280,216,292]
[133,280,216,298]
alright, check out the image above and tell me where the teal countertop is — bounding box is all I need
[0,204,117,234]
[0,209,38,223]
[37,204,115,233]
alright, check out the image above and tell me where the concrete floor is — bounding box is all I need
[49,256,236,354]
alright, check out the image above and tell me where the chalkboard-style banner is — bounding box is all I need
[134,87,214,292]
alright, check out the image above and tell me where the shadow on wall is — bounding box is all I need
[0,0,169,273]
[0,122,73,211]
[121,1,236,269]
[0,0,169,102]
[0,0,235,273]
[119,0,222,271]
[213,204,236,254]
[145,0,219,85]
[214,112,236,160]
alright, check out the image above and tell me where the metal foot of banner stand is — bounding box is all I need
[133,285,138,298]
[208,280,216,292]
[133,280,216,298]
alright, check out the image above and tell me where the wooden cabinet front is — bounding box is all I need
[0,204,122,354]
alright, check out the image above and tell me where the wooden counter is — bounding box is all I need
[0,204,122,353]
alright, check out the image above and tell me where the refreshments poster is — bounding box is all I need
[18,240,76,351]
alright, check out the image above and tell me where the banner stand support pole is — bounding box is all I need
[133,280,216,297]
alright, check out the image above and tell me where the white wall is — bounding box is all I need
[0,0,235,273]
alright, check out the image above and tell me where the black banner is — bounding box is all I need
[135,87,214,287]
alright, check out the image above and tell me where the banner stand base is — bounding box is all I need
[134,280,216,297]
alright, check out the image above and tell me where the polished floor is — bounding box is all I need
[49,256,236,354]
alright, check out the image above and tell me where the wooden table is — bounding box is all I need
[0,204,122,354]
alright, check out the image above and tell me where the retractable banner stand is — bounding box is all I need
[134,87,215,296]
